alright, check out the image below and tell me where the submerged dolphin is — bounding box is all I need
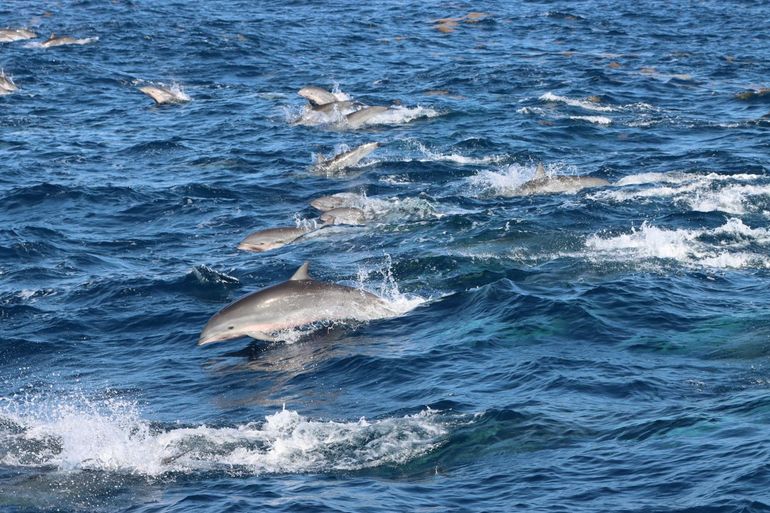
[198,262,396,345]
[319,207,366,226]
[511,164,610,196]
[310,192,363,212]
[345,106,389,128]
[316,142,380,174]
[40,33,96,47]
[138,85,191,105]
[237,226,311,253]
[0,71,18,94]
[0,28,37,43]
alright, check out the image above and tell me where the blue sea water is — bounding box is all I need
[2,0,770,511]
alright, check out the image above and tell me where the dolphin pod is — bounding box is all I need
[198,262,396,345]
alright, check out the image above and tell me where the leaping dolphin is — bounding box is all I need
[198,262,397,345]
[138,85,191,105]
[510,164,610,196]
[316,142,380,174]
[0,28,37,43]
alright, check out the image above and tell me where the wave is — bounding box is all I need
[590,172,770,215]
[569,115,612,125]
[584,218,770,269]
[0,396,447,476]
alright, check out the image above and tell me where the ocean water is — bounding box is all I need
[1,1,770,511]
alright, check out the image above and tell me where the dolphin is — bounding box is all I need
[0,28,37,43]
[40,33,96,47]
[510,164,610,196]
[345,106,389,128]
[298,86,338,107]
[198,262,397,345]
[237,226,312,253]
[316,142,380,174]
[310,192,363,212]
[138,85,191,105]
[320,207,366,226]
[0,71,18,94]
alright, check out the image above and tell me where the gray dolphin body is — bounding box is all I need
[139,85,190,104]
[0,72,18,94]
[0,28,37,43]
[320,207,366,225]
[40,34,97,47]
[298,86,338,106]
[510,164,610,196]
[237,226,311,252]
[317,142,380,174]
[345,106,389,128]
[198,262,396,345]
[310,192,363,212]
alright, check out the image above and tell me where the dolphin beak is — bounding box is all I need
[197,334,216,346]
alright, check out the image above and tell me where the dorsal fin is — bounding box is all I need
[289,262,311,281]
[535,163,546,179]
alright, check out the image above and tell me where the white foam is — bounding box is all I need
[591,173,770,215]
[0,396,447,476]
[569,115,612,125]
[407,141,507,166]
[584,219,770,269]
[539,92,615,112]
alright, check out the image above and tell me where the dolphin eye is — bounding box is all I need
[228,326,234,330]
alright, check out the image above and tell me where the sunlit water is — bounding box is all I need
[2,1,770,512]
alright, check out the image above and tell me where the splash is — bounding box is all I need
[0,395,447,476]
[345,105,441,128]
[405,140,508,166]
[591,172,770,215]
[468,162,578,197]
[354,255,429,315]
[584,219,770,269]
